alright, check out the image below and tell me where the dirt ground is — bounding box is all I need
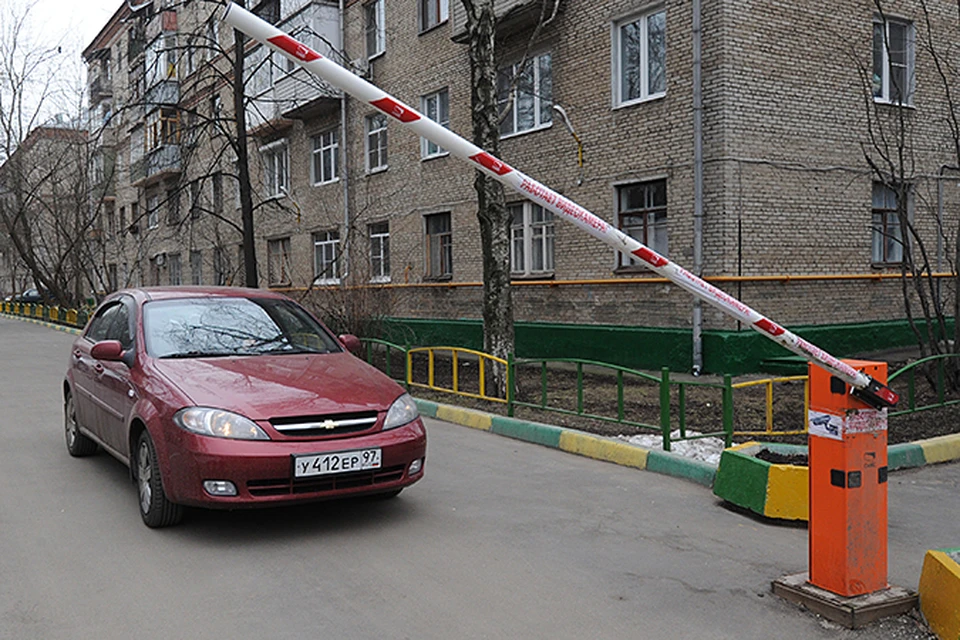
[372,349,960,446]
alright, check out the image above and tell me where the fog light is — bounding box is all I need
[203,480,238,496]
[408,458,423,475]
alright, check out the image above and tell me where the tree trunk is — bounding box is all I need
[462,0,514,390]
[233,6,259,288]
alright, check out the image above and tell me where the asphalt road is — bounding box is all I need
[0,317,955,639]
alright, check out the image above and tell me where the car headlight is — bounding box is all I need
[383,393,419,430]
[174,408,270,440]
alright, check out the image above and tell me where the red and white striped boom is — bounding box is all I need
[222,3,898,409]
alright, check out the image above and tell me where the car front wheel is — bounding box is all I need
[64,394,97,457]
[136,431,183,528]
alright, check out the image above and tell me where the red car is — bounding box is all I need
[63,287,426,527]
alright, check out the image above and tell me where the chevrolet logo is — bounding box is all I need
[319,419,337,430]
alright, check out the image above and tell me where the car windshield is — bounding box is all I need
[143,297,343,359]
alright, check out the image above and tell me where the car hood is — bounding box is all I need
[151,352,403,420]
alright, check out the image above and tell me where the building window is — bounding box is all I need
[425,212,452,279]
[616,180,667,269]
[614,9,666,106]
[313,230,340,284]
[253,0,280,24]
[189,180,201,219]
[365,0,385,59]
[873,17,914,104]
[107,264,118,291]
[168,252,182,285]
[212,171,223,214]
[145,107,179,151]
[420,0,448,31]
[872,182,905,264]
[366,113,388,172]
[311,130,339,185]
[146,194,159,229]
[106,207,116,239]
[421,88,449,158]
[369,222,390,282]
[214,246,230,285]
[267,237,292,285]
[498,52,552,137]
[166,188,180,225]
[190,250,203,285]
[510,202,555,275]
[260,139,289,197]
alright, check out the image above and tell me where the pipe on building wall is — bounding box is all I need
[691,0,704,374]
[339,0,351,280]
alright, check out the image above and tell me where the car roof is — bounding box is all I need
[112,286,292,305]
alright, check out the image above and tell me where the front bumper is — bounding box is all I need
[159,418,427,508]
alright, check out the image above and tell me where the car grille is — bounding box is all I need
[269,411,379,438]
[247,464,406,497]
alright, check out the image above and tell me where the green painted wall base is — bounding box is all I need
[377,317,952,375]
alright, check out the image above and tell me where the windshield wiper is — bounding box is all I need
[160,350,233,359]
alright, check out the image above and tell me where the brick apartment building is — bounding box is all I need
[74,0,960,371]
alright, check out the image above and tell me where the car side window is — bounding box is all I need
[86,304,121,343]
[105,303,133,351]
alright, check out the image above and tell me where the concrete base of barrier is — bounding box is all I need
[712,441,808,521]
[772,572,918,629]
[919,548,960,640]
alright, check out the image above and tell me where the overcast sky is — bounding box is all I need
[32,0,121,58]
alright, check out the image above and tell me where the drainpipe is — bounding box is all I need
[935,165,957,312]
[691,0,704,375]
[339,0,350,281]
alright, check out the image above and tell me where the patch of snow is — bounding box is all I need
[618,430,726,465]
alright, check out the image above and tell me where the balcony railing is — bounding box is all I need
[130,144,181,185]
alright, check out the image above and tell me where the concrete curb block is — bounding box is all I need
[712,442,809,521]
[414,398,714,487]
[918,547,960,640]
[1,313,82,335]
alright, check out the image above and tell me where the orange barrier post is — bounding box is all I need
[808,360,888,596]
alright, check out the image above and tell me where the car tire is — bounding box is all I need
[135,430,183,528]
[64,394,98,457]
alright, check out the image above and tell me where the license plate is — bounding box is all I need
[293,449,382,478]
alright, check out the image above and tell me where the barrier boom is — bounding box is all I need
[221,3,898,409]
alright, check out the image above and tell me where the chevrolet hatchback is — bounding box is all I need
[63,287,426,527]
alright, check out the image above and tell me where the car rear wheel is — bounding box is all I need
[136,431,183,528]
[64,394,97,457]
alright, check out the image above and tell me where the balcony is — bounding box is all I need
[89,75,112,102]
[130,144,181,187]
[451,0,561,42]
[145,79,179,108]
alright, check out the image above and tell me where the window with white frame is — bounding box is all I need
[190,250,203,285]
[267,237,292,285]
[147,194,159,229]
[369,222,390,282]
[366,114,388,172]
[421,88,449,158]
[872,17,914,104]
[365,0,385,59]
[260,139,289,197]
[168,252,182,286]
[498,52,552,137]
[614,8,666,106]
[313,230,340,283]
[420,0,448,31]
[510,202,555,275]
[425,212,452,279]
[311,130,339,185]
[872,182,905,263]
[616,180,668,268]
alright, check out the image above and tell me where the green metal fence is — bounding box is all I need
[889,354,960,416]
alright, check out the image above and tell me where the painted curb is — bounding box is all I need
[918,547,960,640]
[1,313,82,335]
[413,398,712,487]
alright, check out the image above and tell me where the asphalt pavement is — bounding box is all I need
[0,316,955,639]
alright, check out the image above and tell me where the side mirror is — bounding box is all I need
[91,340,125,362]
[338,334,362,356]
